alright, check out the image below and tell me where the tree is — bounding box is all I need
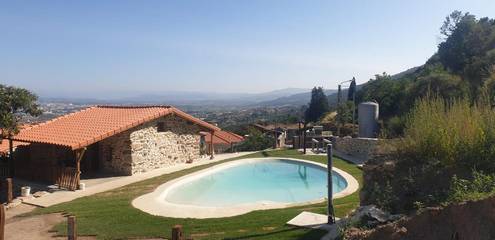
[440,10,469,39]
[0,85,41,137]
[347,77,356,101]
[237,127,273,151]
[356,73,407,118]
[0,84,41,169]
[407,71,470,105]
[437,11,495,97]
[304,87,329,123]
[335,101,353,126]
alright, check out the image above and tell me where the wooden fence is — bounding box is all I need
[57,167,79,191]
[14,165,79,191]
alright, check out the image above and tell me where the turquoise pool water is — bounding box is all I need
[164,159,348,207]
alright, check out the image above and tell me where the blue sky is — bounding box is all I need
[1,0,495,98]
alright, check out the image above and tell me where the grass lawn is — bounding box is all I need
[33,149,362,240]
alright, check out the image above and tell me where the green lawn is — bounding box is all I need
[33,149,362,240]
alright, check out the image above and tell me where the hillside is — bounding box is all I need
[255,89,337,107]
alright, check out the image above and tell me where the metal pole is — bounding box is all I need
[303,122,307,154]
[298,122,301,149]
[327,144,335,224]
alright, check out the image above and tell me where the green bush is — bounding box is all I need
[448,171,495,203]
[237,127,274,151]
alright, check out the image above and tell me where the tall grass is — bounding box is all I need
[401,95,495,172]
[365,94,495,212]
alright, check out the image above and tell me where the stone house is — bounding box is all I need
[9,106,221,190]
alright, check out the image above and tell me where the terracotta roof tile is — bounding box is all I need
[12,106,220,150]
[201,130,244,145]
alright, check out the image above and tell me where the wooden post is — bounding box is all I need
[8,138,13,177]
[209,132,214,159]
[172,225,183,240]
[5,178,12,204]
[74,148,86,189]
[0,204,5,240]
[67,215,77,240]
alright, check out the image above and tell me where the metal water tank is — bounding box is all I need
[358,102,379,138]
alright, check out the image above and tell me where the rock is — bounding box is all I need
[17,195,34,202]
[33,191,49,198]
[349,205,403,228]
[6,198,22,209]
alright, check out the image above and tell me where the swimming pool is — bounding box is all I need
[164,159,347,207]
[132,157,359,218]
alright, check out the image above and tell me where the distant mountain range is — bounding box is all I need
[254,89,337,107]
[40,67,419,109]
[40,88,322,108]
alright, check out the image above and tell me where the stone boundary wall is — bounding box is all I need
[332,136,380,162]
[99,115,202,175]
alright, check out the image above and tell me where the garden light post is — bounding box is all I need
[327,144,335,224]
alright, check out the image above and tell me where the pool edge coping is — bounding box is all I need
[131,157,359,219]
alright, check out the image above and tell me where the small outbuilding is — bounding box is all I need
[201,130,244,154]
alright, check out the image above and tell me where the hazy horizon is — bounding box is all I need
[2,0,495,99]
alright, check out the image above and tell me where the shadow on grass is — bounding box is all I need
[261,151,269,157]
[224,227,327,240]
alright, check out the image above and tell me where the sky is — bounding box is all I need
[1,0,495,98]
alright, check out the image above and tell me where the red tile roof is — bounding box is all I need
[12,106,220,150]
[201,130,244,145]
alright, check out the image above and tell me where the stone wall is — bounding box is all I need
[332,136,380,162]
[99,115,202,175]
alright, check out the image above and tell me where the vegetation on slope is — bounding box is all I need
[356,11,495,137]
[363,95,495,213]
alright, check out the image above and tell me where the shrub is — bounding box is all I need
[237,127,274,151]
[448,171,495,203]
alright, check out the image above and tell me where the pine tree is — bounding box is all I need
[305,87,329,123]
[347,77,356,101]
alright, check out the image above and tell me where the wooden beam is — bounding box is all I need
[74,148,87,189]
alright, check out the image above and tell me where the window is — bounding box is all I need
[157,122,166,132]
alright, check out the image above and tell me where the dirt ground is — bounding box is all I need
[4,203,96,240]
[4,203,167,239]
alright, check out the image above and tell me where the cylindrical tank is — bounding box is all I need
[358,102,379,138]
